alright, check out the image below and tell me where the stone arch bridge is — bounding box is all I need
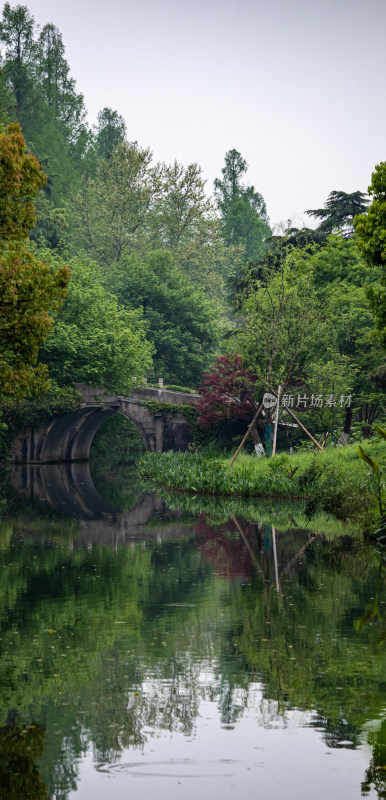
[11,384,198,464]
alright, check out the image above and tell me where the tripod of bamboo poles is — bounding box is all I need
[229,383,324,467]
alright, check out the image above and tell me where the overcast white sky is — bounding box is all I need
[20,0,386,227]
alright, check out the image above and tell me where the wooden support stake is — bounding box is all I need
[232,515,265,579]
[266,386,323,451]
[229,400,264,468]
[272,526,280,594]
[282,406,323,451]
[313,431,326,451]
[272,384,281,456]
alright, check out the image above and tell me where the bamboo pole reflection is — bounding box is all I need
[272,526,280,594]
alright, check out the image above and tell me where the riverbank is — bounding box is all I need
[139,440,386,524]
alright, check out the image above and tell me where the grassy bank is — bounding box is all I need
[139,440,386,524]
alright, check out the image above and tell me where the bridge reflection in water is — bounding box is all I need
[10,463,319,591]
[10,462,195,547]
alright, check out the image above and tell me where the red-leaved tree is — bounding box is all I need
[196,354,258,428]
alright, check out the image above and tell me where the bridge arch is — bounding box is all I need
[11,386,197,464]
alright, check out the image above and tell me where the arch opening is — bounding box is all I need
[89,413,147,512]
[39,404,152,464]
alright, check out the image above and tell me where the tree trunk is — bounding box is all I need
[250,422,265,456]
[341,407,352,443]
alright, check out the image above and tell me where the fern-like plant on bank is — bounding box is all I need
[358,426,386,518]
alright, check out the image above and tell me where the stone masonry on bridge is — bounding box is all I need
[11,384,198,464]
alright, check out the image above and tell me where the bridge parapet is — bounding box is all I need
[130,387,198,405]
[76,383,198,407]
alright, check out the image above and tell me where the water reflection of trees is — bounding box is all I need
[0,511,384,798]
[361,720,386,798]
[0,718,49,800]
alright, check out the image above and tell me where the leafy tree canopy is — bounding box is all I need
[0,242,69,397]
[354,162,386,348]
[150,160,214,250]
[354,162,386,268]
[0,122,69,398]
[306,190,369,237]
[39,251,153,393]
[0,4,88,247]
[111,249,221,386]
[0,120,46,241]
[0,2,35,113]
[214,148,270,263]
[71,140,160,264]
[147,159,241,300]
[311,233,378,291]
[71,151,238,305]
[229,225,327,307]
[236,254,325,392]
[235,237,384,434]
[36,22,86,142]
[95,106,126,161]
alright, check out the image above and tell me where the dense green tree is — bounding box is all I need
[0,120,46,241]
[33,24,88,234]
[311,237,381,376]
[0,65,15,123]
[354,163,386,267]
[303,353,356,433]
[308,234,385,433]
[236,253,325,392]
[0,2,35,114]
[71,140,160,263]
[230,241,382,437]
[95,106,126,160]
[148,159,241,300]
[112,249,220,385]
[36,23,86,144]
[0,5,90,247]
[0,243,69,397]
[310,232,378,291]
[166,216,244,303]
[30,194,68,249]
[229,225,327,307]
[151,160,214,249]
[264,224,327,266]
[354,161,386,348]
[306,189,369,237]
[39,251,153,392]
[0,5,86,155]
[0,122,69,398]
[214,148,270,263]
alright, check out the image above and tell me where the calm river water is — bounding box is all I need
[0,461,385,800]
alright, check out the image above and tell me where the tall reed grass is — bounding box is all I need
[138,440,386,523]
